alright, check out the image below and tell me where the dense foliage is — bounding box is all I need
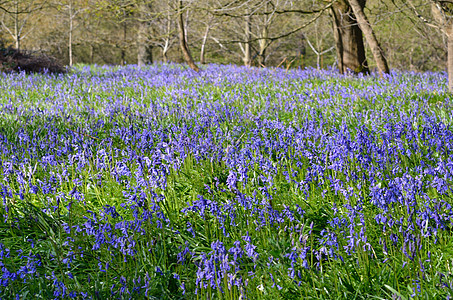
[1,64,453,299]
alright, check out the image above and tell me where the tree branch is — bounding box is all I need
[217,1,336,44]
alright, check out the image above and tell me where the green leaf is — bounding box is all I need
[384,285,407,300]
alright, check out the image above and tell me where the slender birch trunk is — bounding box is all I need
[243,13,252,67]
[200,24,210,64]
[68,0,73,66]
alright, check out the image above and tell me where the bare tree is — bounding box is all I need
[430,1,453,91]
[1,0,44,50]
[199,14,216,64]
[208,0,291,67]
[349,0,389,76]
[331,0,368,74]
[255,1,276,66]
[137,3,153,66]
[207,0,263,66]
[210,0,358,70]
[148,0,177,63]
[177,0,198,71]
[405,0,453,91]
[64,0,86,66]
[241,10,251,66]
[304,33,335,70]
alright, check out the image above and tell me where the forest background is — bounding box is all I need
[0,0,449,74]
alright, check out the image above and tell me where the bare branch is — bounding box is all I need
[217,1,336,45]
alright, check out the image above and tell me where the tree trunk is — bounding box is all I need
[69,26,72,66]
[137,19,153,66]
[121,11,127,66]
[257,26,268,67]
[69,9,73,66]
[138,43,153,66]
[162,45,169,63]
[200,24,210,64]
[121,50,126,66]
[90,44,94,64]
[162,7,171,64]
[14,0,20,51]
[331,0,368,74]
[177,0,199,72]
[243,13,252,67]
[348,0,389,77]
[431,3,453,92]
[448,29,453,92]
[257,51,265,67]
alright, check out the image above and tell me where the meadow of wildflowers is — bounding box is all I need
[0,64,453,299]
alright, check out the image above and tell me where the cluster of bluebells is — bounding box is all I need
[0,64,452,298]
